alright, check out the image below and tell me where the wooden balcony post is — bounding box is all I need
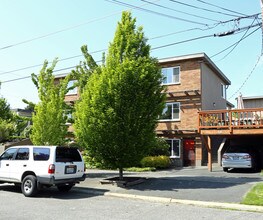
[202,135,212,172]
[207,136,212,172]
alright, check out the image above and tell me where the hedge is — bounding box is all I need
[141,155,171,169]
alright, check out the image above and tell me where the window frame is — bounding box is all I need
[66,80,78,95]
[161,66,180,85]
[159,102,180,121]
[166,139,181,158]
[221,83,226,99]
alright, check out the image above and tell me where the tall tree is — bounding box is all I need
[0,97,13,120]
[0,97,14,142]
[74,11,165,179]
[30,59,70,145]
[71,45,100,93]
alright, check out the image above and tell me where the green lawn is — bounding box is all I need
[241,182,263,206]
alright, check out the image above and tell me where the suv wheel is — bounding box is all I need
[21,175,38,197]
[57,184,74,192]
[223,167,228,172]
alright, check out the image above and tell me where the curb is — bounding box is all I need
[76,188,263,213]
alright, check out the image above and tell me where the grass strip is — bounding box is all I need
[241,183,263,206]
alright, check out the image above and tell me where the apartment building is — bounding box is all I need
[55,52,231,167]
[157,53,230,167]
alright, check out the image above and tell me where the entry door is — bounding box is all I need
[183,139,195,166]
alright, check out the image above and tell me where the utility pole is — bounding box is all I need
[261,0,263,54]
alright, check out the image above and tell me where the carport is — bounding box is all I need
[198,108,263,171]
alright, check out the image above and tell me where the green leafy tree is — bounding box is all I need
[0,97,15,142]
[30,58,70,145]
[22,99,36,111]
[74,11,165,179]
[71,45,100,93]
[0,97,13,120]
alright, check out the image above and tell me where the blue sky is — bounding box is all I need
[0,0,262,108]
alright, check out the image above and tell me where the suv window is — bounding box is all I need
[33,148,50,161]
[56,147,82,162]
[15,148,29,160]
[0,148,17,160]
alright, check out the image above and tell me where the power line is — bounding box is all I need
[1,25,222,76]
[152,34,213,50]
[229,54,262,99]
[141,0,220,22]
[0,49,105,76]
[1,21,260,81]
[1,16,260,83]
[1,23,260,84]
[0,11,124,51]
[211,25,261,58]
[0,0,258,54]
[169,0,243,17]
[1,35,213,84]
[0,29,248,84]
[195,0,247,17]
[105,0,209,26]
[0,0,209,52]
[215,19,258,61]
[150,26,217,40]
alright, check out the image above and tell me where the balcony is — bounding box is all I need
[198,108,263,135]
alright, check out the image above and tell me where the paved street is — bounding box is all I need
[80,166,263,203]
[0,185,263,220]
[1,166,263,219]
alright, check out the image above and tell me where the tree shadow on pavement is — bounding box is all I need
[118,175,263,203]
[125,175,262,191]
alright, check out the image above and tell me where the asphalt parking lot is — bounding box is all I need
[79,166,263,203]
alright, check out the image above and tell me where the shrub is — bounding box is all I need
[141,156,171,169]
[148,137,170,156]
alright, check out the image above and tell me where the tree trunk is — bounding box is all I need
[119,167,123,180]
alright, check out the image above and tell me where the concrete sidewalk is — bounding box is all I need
[77,167,263,213]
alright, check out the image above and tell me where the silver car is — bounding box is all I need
[222,145,258,172]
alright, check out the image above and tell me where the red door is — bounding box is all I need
[183,139,195,166]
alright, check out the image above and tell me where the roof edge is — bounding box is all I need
[158,53,231,85]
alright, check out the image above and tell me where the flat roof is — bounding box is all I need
[243,96,263,100]
[54,72,69,79]
[54,53,231,85]
[158,53,231,85]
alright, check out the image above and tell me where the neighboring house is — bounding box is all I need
[55,52,231,168]
[238,96,263,108]
[11,108,33,118]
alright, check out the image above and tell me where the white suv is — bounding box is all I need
[0,145,86,197]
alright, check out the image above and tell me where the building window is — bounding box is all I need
[64,109,74,124]
[162,66,180,85]
[159,102,180,120]
[221,83,226,99]
[166,139,180,158]
[67,80,77,95]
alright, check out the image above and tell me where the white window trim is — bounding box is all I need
[162,66,180,85]
[67,80,78,95]
[221,83,226,99]
[167,139,181,158]
[159,102,180,121]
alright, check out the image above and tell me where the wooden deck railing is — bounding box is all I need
[198,108,263,133]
